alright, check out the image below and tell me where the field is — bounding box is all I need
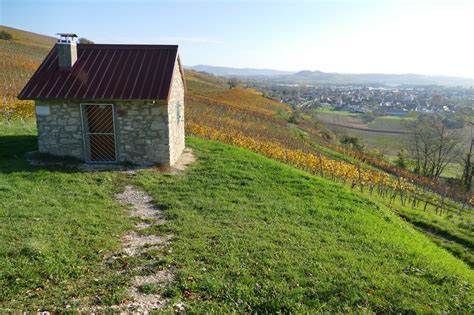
[0,120,135,308]
[1,120,473,312]
[137,138,473,313]
[385,154,464,179]
[314,109,471,158]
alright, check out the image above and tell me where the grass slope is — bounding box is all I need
[0,120,472,311]
[0,120,133,309]
[136,137,473,313]
[185,71,473,268]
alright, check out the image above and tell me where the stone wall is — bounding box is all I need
[35,101,84,159]
[35,100,174,165]
[167,61,186,165]
[114,101,170,165]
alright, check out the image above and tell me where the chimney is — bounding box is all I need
[57,33,78,69]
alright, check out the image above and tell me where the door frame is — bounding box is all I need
[80,103,118,163]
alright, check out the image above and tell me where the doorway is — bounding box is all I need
[80,104,117,162]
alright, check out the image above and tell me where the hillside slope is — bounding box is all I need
[0,26,56,117]
[1,27,472,267]
[0,27,473,311]
[1,121,472,311]
[137,138,473,313]
[184,70,474,268]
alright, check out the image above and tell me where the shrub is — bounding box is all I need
[0,30,13,40]
[78,37,94,44]
[396,149,408,168]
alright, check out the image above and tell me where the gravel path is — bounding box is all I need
[115,185,174,312]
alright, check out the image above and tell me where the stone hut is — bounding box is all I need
[19,33,186,166]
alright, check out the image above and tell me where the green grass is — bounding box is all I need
[385,154,463,179]
[375,115,416,121]
[1,120,473,312]
[136,137,473,313]
[313,107,358,116]
[138,283,162,295]
[0,119,134,309]
[368,116,413,131]
[367,189,474,267]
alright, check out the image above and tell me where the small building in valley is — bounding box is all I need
[19,33,186,166]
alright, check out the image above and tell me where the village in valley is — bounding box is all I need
[249,82,474,118]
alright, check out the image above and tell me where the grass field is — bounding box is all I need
[0,120,134,309]
[313,107,356,116]
[368,115,415,130]
[385,154,464,179]
[135,137,473,313]
[1,120,473,312]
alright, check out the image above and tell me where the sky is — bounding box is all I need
[1,0,473,78]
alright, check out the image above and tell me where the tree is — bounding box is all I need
[406,114,463,179]
[461,123,473,191]
[361,112,375,123]
[341,135,363,151]
[78,37,94,44]
[228,78,239,90]
[0,30,12,40]
[395,149,408,168]
[288,109,301,124]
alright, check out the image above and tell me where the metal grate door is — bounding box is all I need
[81,104,117,162]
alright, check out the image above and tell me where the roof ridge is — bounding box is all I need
[78,44,179,49]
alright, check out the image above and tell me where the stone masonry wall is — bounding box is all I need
[167,61,186,165]
[35,101,84,159]
[115,102,170,165]
[35,101,171,165]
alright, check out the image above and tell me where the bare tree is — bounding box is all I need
[406,114,463,179]
[461,123,473,191]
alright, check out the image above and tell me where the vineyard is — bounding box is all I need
[0,25,55,119]
[1,26,472,267]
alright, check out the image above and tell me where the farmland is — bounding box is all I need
[313,110,410,154]
[314,109,471,170]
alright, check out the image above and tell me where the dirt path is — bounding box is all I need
[110,149,195,312]
[114,185,174,312]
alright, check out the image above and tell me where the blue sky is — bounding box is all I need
[1,0,473,77]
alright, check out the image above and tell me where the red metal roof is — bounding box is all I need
[18,44,183,101]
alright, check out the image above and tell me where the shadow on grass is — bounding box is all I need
[0,134,149,174]
[0,135,37,159]
[0,134,84,174]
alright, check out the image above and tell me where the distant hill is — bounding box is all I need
[284,70,474,87]
[187,64,474,87]
[186,65,295,77]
